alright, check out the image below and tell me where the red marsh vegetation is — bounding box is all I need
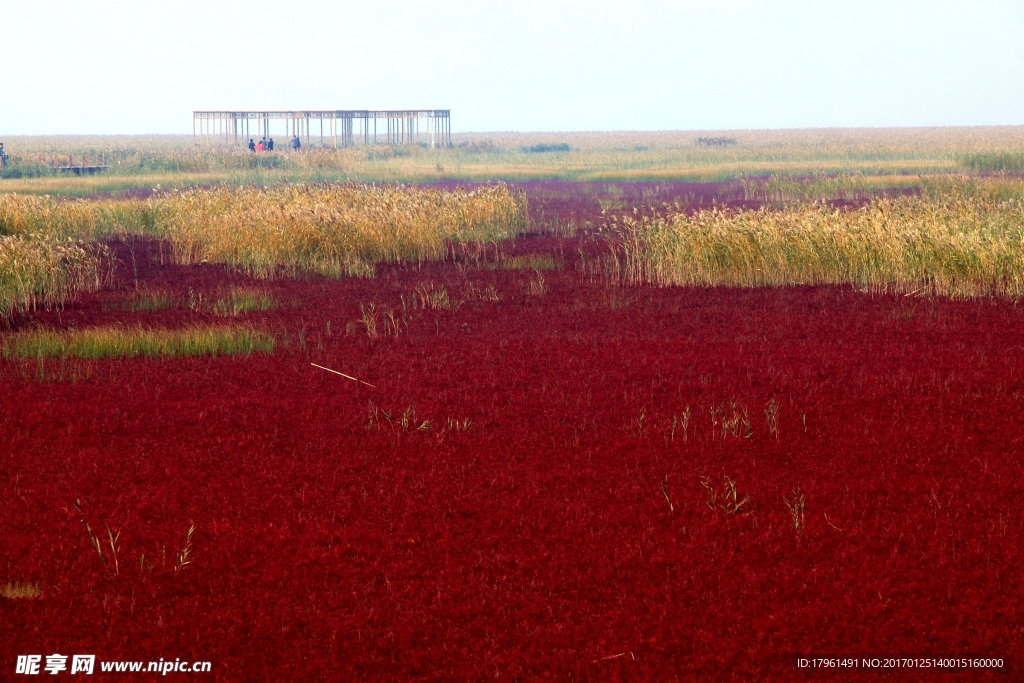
[1,186,1021,680]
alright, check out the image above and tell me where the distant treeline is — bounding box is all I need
[522,143,571,153]
[696,137,737,147]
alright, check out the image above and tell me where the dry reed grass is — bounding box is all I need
[0,183,525,317]
[1,581,42,599]
[738,173,922,205]
[612,177,1024,298]
[0,236,112,318]
[0,193,157,240]
[158,183,526,278]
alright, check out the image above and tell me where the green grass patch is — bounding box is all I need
[108,287,276,316]
[210,288,276,316]
[117,288,177,312]
[484,254,562,271]
[958,152,1024,174]
[3,326,275,359]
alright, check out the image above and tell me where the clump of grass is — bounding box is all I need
[357,282,497,341]
[525,269,547,297]
[702,475,751,515]
[6,357,102,383]
[157,183,527,278]
[112,287,275,316]
[784,488,806,534]
[365,402,432,432]
[445,416,472,431]
[462,281,500,302]
[614,177,1024,299]
[1,582,42,599]
[359,303,379,339]
[708,400,751,440]
[484,254,562,271]
[0,236,112,318]
[715,400,752,439]
[667,406,691,443]
[356,301,408,339]
[210,288,275,316]
[3,325,275,359]
[415,283,460,311]
[119,288,177,312]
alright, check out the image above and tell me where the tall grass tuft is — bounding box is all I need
[0,236,112,318]
[3,326,275,359]
[119,289,178,312]
[157,183,526,278]
[614,177,1024,299]
[210,288,275,316]
[111,287,276,316]
[0,194,157,240]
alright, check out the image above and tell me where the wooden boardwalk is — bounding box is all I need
[55,165,110,175]
[193,109,451,148]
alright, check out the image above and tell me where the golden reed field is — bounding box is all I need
[609,177,1024,299]
[0,183,526,317]
[2,128,1023,336]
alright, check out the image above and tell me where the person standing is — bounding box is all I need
[291,135,301,151]
[0,142,7,168]
[267,138,274,152]
[256,140,265,152]
[248,139,256,152]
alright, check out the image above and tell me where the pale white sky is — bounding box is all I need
[2,0,1023,134]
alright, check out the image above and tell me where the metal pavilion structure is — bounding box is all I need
[193,109,451,148]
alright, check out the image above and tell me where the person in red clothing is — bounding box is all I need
[256,140,265,152]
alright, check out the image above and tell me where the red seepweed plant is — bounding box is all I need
[1,188,1021,679]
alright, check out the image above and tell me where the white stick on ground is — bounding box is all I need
[592,652,635,663]
[310,363,377,388]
